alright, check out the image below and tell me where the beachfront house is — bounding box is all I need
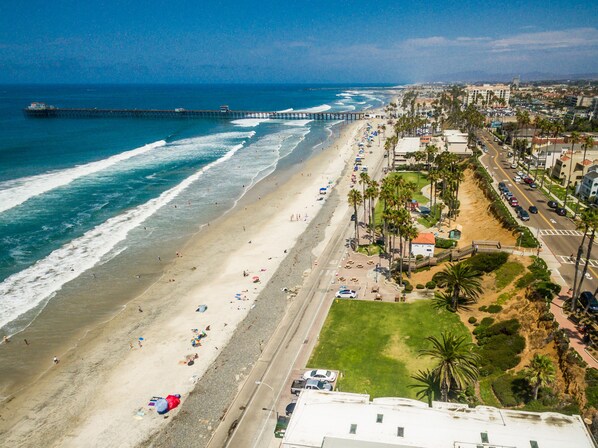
[411,233,435,258]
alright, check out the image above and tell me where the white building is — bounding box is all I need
[410,233,435,257]
[578,167,598,201]
[440,130,472,156]
[282,390,595,448]
[394,137,421,165]
[465,84,511,107]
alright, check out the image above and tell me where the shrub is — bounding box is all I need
[465,252,509,273]
[475,319,525,376]
[416,254,424,260]
[487,304,503,313]
[586,368,598,409]
[492,374,523,407]
[416,283,425,289]
[479,305,488,312]
[435,238,455,249]
[425,280,436,289]
[468,316,477,324]
[402,280,413,293]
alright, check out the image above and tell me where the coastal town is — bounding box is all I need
[209,81,598,447]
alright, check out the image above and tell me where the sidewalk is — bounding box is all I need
[551,287,598,369]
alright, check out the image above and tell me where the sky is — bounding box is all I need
[1,0,597,84]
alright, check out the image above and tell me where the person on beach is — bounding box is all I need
[138,340,143,348]
[53,356,59,364]
[24,339,29,345]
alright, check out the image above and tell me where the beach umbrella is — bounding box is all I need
[138,337,144,341]
[155,398,169,414]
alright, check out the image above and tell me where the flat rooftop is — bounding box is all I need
[282,390,595,448]
[394,137,421,155]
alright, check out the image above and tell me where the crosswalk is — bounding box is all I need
[539,229,584,237]
[557,255,598,268]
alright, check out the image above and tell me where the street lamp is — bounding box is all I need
[254,380,278,448]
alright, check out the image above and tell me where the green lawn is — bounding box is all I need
[307,300,470,399]
[388,171,430,204]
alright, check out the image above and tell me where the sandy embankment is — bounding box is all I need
[0,120,367,447]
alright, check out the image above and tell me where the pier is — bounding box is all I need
[23,104,364,121]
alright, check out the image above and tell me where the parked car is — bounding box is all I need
[302,369,337,382]
[291,378,333,395]
[514,205,524,214]
[579,291,598,313]
[529,206,538,214]
[285,402,296,416]
[514,175,522,183]
[509,197,519,207]
[556,207,567,216]
[504,192,514,200]
[335,289,357,299]
[518,210,530,221]
[523,177,533,184]
[498,182,506,190]
[529,183,537,189]
[517,171,524,177]
[511,163,517,169]
[547,201,559,208]
[350,214,356,221]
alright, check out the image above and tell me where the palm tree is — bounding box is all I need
[576,136,597,216]
[405,223,418,277]
[365,181,379,234]
[419,333,480,402]
[435,263,483,312]
[572,209,598,311]
[347,189,363,245]
[359,172,371,225]
[409,369,439,407]
[563,131,581,210]
[524,354,555,401]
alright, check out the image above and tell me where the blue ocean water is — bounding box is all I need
[0,84,392,335]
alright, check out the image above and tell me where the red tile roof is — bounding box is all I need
[412,233,436,245]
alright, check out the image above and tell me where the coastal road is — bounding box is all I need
[207,121,389,448]
[479,130,598,294]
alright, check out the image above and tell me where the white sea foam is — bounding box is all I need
[282,120,313,127]
[277,108,294,113]
[0,141,248,332]
[231,118,270,127]
[0,140,167,215]
[295,104,331,113]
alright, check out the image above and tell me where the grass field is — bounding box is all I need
[494,261,523,291]
[391,171,430,204]
[307,300,470,399]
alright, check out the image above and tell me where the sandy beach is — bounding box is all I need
[0,117,374,447]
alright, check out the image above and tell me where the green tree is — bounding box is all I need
[419,333,480,402]
[434,262,483,312]
[347,189,363,245]
[524,354,555,401]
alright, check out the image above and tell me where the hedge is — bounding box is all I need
[435,237,455,249]
[425,280,436,289]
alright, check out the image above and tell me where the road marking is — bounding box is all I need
[557,255,598,268]
[539,229,584,237]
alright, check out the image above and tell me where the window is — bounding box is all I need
[397,427,404,437]
[530,442,539,448]
[481,432,489,443]
[349,424,357,434]
[376,414,384,423]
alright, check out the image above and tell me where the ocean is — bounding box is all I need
[0,84,393,393]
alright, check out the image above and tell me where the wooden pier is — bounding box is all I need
[23,106,364,121]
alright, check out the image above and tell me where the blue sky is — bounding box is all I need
[1,0,597,83]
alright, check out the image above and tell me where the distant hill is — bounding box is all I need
[422,71,598,83]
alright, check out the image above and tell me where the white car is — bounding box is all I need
[336,289,357,298]
[517,171,524,177]
[514,176,521,183]
[511,163,517,169]
[302,369,337,382]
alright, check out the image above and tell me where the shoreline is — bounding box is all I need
[0,117,369,447]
